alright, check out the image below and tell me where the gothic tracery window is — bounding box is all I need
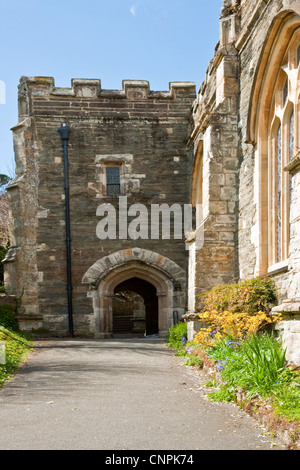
[267,34,300,267]
[248,11,300,276]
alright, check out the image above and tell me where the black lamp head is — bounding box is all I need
[58,123,71,141]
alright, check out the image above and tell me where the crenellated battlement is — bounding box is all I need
[19,76,196,100]
[17,76,196,122]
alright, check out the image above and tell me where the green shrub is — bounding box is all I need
[243,334,287,394]
[200,277,278,315]
[0,304,18,331]
[207,334,287,395]
[206,333,300,421]
[166,322,188,350]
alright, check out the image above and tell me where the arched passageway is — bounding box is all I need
[113,278,158,336]
[82,248,187,338]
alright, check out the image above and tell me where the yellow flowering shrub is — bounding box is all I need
[193,278,281,347]
[193,309,282,347]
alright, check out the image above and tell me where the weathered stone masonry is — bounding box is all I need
[186,6,240,319]
[5,77,196,337]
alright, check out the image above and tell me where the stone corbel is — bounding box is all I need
[2,246,21,264]
[284,152,300,175]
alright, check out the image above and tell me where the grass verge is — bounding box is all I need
[0,326,33,388]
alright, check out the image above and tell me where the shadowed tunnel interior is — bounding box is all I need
[113,277,158,336]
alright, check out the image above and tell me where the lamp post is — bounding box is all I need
[58,123,74,337]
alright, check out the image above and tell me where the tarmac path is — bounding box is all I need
[0,338,285,451]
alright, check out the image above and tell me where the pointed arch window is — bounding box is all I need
[190,140,204,247]
[276,124,282,263]
[191,141,204,215]
[267,36,300,268]
[289,110,295,219]
[247,10,300,275]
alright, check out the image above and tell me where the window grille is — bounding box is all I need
[106,166,121,195]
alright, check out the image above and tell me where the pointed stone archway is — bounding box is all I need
[82,248,187,338]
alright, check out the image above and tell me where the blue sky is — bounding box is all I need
[0,0,222,176]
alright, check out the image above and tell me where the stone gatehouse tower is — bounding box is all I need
[4,78,196,338]
[4,0,300,364]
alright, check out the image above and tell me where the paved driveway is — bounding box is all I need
[0,338,284,450]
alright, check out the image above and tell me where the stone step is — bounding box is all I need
[113,316,133,333]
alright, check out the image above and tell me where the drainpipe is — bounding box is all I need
[58,123,74,337]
